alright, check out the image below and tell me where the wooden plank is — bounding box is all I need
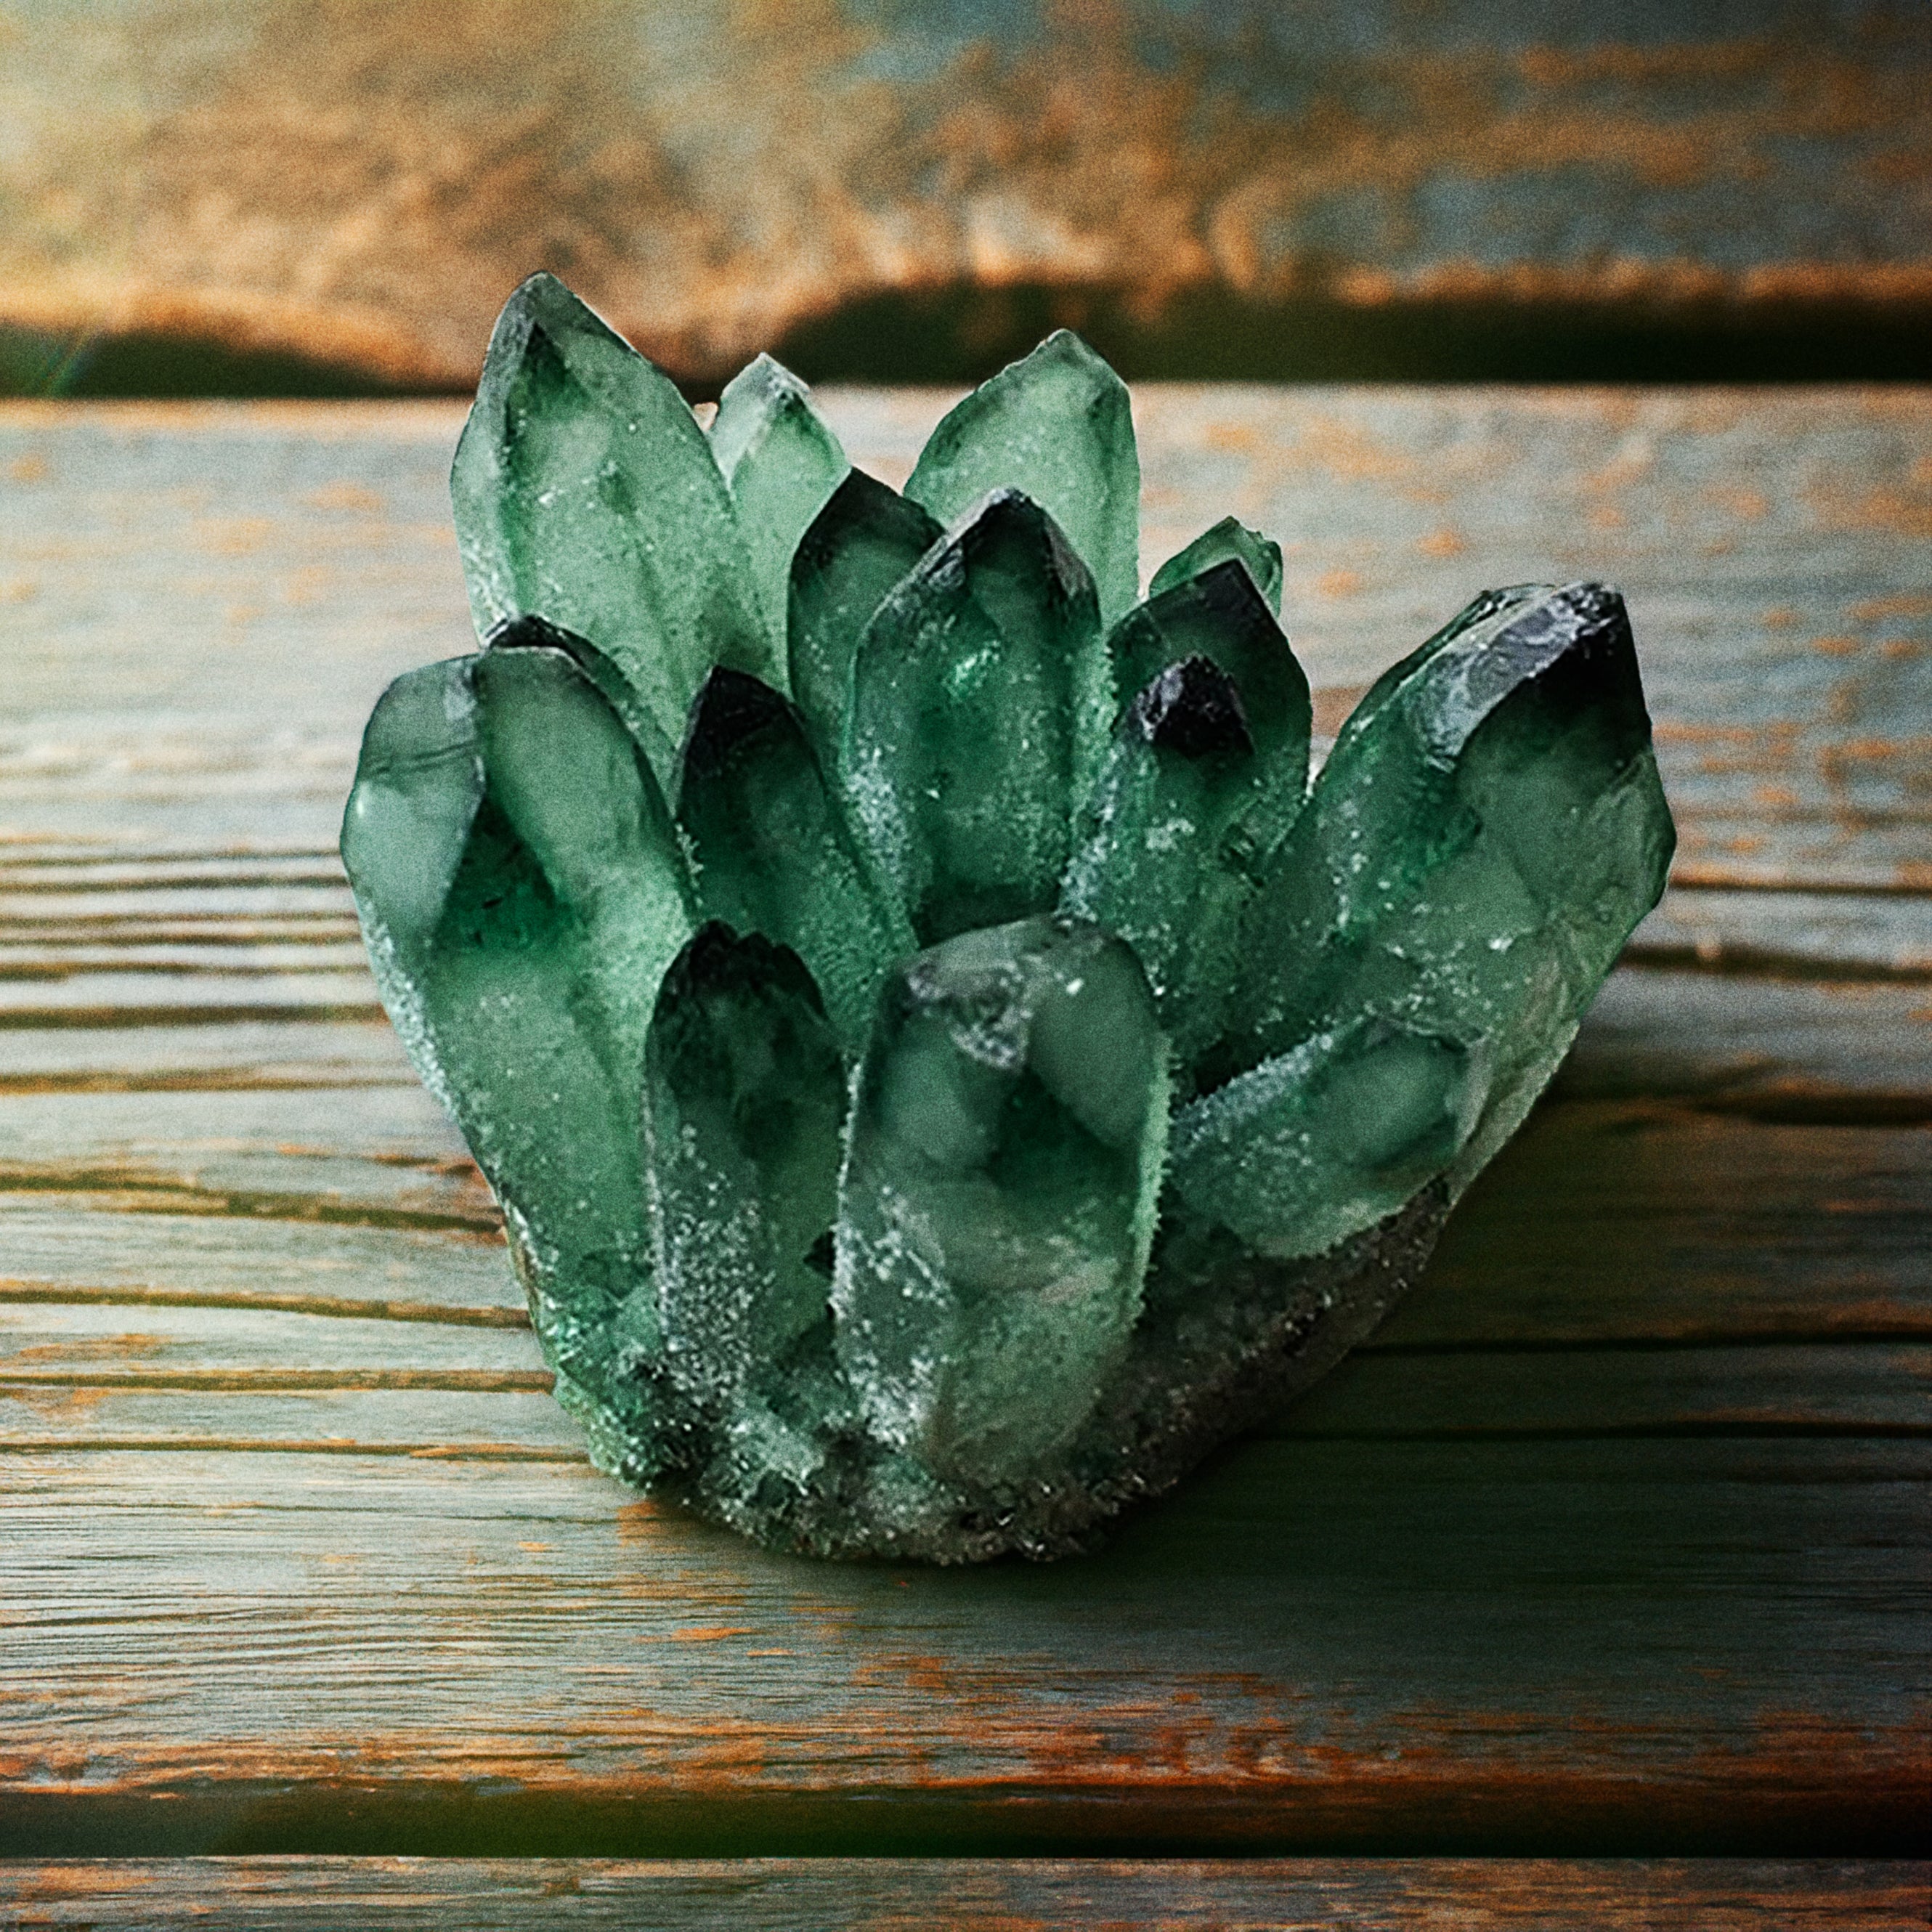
[0,1301,543,1377]
[1630,890,1931,981]
[1270,1345,1930,1440]
[1,1441,1923,1855]
[1558,974,1932,1121]
[0,1018,418,1093]
[0,1085,488,1229]
[0,1856,1923,1931]
[1,1343,1917,1451]
[0,1204,518,1321]
[1377,1105,1932,1346]
[4,394,1926,887]
[4,0,1927,384]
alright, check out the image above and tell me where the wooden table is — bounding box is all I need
[1,391,1927,1927]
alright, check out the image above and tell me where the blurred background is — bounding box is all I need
[3,0,1928,397]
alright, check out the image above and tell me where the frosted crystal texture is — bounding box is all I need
[906,330,1141,628]
[644,924,847,1408]
[346,280,1676,1561]
[708,352,850,654]
[841,489,1111,943]
[832,917,1166,1486]
[451,272,776,787]
[1148,516,1284,616]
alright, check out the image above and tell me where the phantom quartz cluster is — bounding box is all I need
[343,273,1674,1561]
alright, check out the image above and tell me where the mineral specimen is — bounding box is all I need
[343,272,1675,1561]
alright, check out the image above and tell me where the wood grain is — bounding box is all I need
[1,1440,1923,1856]
[1,1857,1924,1930]
[3,391,1928,886]
[0,397,1925,1869]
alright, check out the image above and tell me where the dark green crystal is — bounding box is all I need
[341,645,695,1468]
[841,489,1109,943]
[788,469,942,769]
[832,917,1166,1485]
[675,667,916,1053]
[451,272,776,787]
[1148,516,1284,616]
[709,353,850,655]
[1183,582,1674,1253]
[1105,557,1312,861]
[1060,657,1265,1064]
[643,924,847,1408]
[906,331,1140,627]
[349,284,1679,1562]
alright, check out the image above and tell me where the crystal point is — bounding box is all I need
[841,488,1108,943]
[1213,580,1673,1180]
[906,331,1140,626]
[1149,516,1284,617]
[451,272,776,781]
[710,352,850,657]
[675,666,914,1053]
[788,469,942,767]
[644,922,846,1408]
[342,644,696,1474]
[831,917,1166,1486]
[1060,656,1262,1063]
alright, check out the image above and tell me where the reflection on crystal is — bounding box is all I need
[346,275,1675,1562]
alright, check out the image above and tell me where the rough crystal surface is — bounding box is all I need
[346,285,1676,1561]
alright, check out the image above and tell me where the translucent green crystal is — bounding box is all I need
[1148,516,1284,616]
[341,644,694,1461]
[1105,558,1312,861]
[1170,1018,1484,1261]
[1185,582,1674,1253]
[832,917,1166,1485]
[451,272,776,786]
[788,469,941,768]
[709,354,850,654]
[675,667,915,1054]
[1060,657,1267,1064]
[841,489,1109,943]
[906,331,1140,627]
[347,283,1677,1562]
[644,924,847,1407]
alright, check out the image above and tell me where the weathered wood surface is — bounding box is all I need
[2,1859,1925,1931]
[4,389,1927,886]
[4,1,1928,388]
[0,395,1926,1867]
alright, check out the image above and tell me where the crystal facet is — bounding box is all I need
[347,283,1676,1562]
[644,923,848,1408]
[452,272,776,784]
[709,352,851,654]
[832,917,1166,1485]
[906,330,1141,628]
[788,469,942,768]
[1147,515,1284,616]
[675,667,914,1053]
[841,488,1110,943]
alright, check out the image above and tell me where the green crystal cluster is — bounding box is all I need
[343,273,1674,1561]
